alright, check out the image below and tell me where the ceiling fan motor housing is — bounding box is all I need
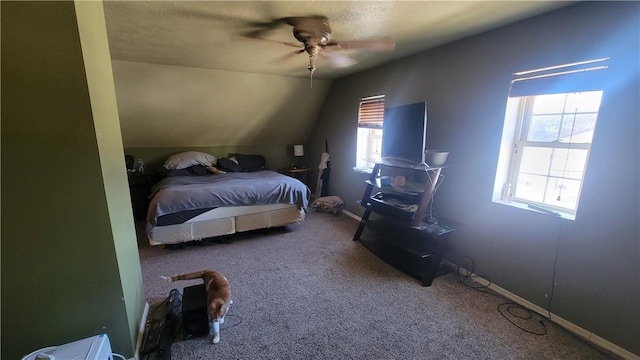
[291,16,332,46]
[294,30,331,46]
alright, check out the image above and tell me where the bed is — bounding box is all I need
[145,152,310,246]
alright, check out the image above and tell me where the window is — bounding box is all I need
[355,95,385,171]
[495,59,609,218]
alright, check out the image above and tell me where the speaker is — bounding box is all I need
[182,284,209,340]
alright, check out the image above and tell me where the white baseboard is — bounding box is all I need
[132,302,150,360]
[442,260,639,360]
[341,209,361,222]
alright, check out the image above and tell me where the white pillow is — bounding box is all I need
[163,151,217,170]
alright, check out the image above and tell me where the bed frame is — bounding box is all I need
[147,203,305,245]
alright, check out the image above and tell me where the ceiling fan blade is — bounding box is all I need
[269,49,306,64]
[326,37,395,51]
[321,50,356,68]
[176,9,281,33]
[243,28,301,47]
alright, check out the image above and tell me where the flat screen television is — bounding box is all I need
[381,101,427,164]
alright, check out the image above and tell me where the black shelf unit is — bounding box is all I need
[353,161,453,286]
[127,172,158,220]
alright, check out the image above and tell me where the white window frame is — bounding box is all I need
[493,58,609,219]
[505,92,602,216]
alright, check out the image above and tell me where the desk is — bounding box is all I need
[282,168,310,186]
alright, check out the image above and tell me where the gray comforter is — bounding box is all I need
[147,170,310,225]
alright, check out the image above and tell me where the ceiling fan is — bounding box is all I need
[245,15,395,85]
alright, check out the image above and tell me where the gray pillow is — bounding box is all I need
[163,151,216,170]
[236,153,266,172]
[217,157,242,172]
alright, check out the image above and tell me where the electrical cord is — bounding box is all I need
[547,213,563,320]
[453,256,548,336]
[455,254,617,358]
[220,314,243,330]
[454,207,564,332]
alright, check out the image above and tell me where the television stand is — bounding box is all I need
[353,162,453,286]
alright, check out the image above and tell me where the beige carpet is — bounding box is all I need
[137,211,615,360]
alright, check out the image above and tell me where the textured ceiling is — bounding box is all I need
[103,1,573,80]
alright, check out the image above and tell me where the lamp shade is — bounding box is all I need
[293,145,304,157]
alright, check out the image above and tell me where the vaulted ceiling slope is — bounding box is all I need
[104,1,572,148]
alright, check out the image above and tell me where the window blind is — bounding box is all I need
[510,58,610,97]
[358,95,385,129]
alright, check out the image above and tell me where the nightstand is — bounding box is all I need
[282,167,310,186]
[127,172,155,220]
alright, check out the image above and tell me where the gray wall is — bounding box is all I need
[1,2,145,359]
[308,2,639,355]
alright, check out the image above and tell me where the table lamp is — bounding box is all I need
[293,145,304,168]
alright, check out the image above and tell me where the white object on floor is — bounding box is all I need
[22,334,113,360]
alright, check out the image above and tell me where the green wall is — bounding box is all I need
[1,2,144,359]
[308,2,639,356]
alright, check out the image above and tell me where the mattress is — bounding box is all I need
[145,170,310,245]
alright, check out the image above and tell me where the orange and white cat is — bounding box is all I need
[162,270,232,344]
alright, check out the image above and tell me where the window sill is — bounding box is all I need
[493,199,575,221]
[353,167,373,174]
